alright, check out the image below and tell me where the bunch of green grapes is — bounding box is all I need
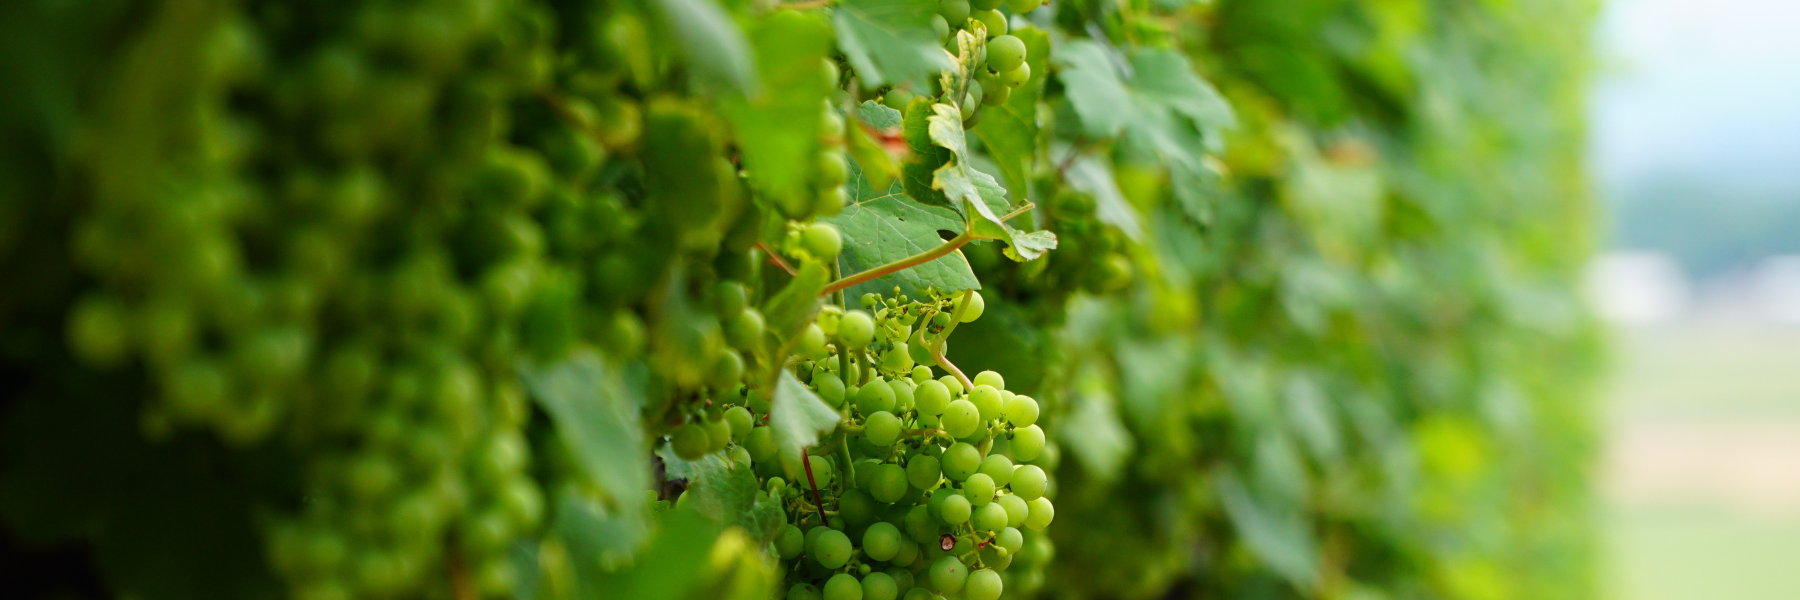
[882,0,1038,124]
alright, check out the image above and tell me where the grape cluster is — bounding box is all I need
[882,0,1038,122]
[671,278,1057,600]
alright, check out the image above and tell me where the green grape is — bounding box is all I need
[862,571,898,600]
[997,495,1029,528]
[704,418,732,453]
[856,458,882,490]
[1024,497,1054,529]
[865,411,902,447]
[940,400,980,439]
[971,370,1003,390]
[979,545,1012,572]
[954,290,985,323]
[816,372,847,407]
[915,380,951,416]
[1010,465,1046,500]
[881,343,915,373]
[941,442,981,481]
[977,455,1013,486]
[1003,394,1038,426]
[776,524,806,559]
[906,454,942,489]
[938,493,972,525]
[66,295,130,367]
[908,329,936,366]
[856,380,897,415]
[1004,0,1040,12]
[938,375,963,397]
[710,350,745,390]
[725,308,765,350]
[871,463,909,503]
[799,323,830,360]
[839,310,875,350]
[790,583,824,600]
[863,522,902,561]
[803,222,843,260]
[963,473,995,505]
[970,0,1003,11]
[995,526,1023,554]
[974,502,1008,532]
[973,9,1007,35]
[671,423,710,459]
[825,573,862,600]
[905,505,939,543]
[998,62,1030,87]
[978,74,1010,106]
[725,406,753,440]
[892,538,921,567]
[928,556,968,593]
[813,528,854,568]
[817,151,850,188]
[841,489,877,525]
[968,385,1002,422]
[1010,424,1044,461]
[937,0,970,26]
[883,88,916,111]
[805,524,829,554]
[747,427,778,463]
[965,568,1002,600]
[903,588,935,600]
[807,454,837,489]
[986,36,1024,72]
[911,365,934,384]
[930,14,951,41]
[888,378,916,411]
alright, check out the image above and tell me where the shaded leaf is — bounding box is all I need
[846,100,904,191]
[726,11,833,202]
[1216,470,1319,590]
[761,260,830,342]
[654,448,788,546]
[858,99,905,130]
[833,0,952,88]
[522,352,647,515]
[1128,47,1236,129]
[927,103,1057,260]
[769,370,842,481]
[1053,40,1132,138]
[649,0,757,94]
[1062,151,1143,240]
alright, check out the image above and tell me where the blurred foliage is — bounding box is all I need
[0,0,1598,599]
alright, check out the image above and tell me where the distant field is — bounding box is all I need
[1603,320,1800,600]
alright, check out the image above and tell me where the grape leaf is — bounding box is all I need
[1062,150,1144,240]
[761,259,830,342]
[769,370,843,481]
[653,447,787,545]
[521,352,648,516]
[858,99,904,130]
[1057,378,1135,481]
[1054,40,1132,138]
[834,0,954,88]
[1128,47,1237,129]
[847,100,904,191]
[925,102,1058,261]
[1216,470,1320,591]
[973,27,1049,203]
[726,11,832,203]
[901,97,950,207]
[642,101,727,246]
[648,0,757,94]
[825,161,978,298]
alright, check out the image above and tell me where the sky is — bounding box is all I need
[1589,0,1800,199]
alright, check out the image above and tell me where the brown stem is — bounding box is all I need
[802,448,824,517]
[821,230,974,297]
[758,241,799,276]
[446,551,477,600]
[934,340,972,391]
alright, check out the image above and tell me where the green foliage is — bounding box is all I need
[0,0,1598,599]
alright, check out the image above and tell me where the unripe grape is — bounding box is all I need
[963,473,995,505]
[863,572,898,600]
[915,380,951,416]
[928,556,968,593]
[881,342,915,373]
[725,406,754,440]
[747,427,778,463]
[841,489,877,525]
[978,454,1013,486]
[1010,465,1046,500]
[710,350,744,390]
[903,588,934,600]
[971,370,1004,390]
[865,411,902,447]
[799,323,830,360]
[1011,424,1044,461]
[985,36,1026,74]
[856,379,897,415]
[790,583,823,600]
[931,15,951,41]
[1024,497,1054,529]
[813,528,853,568]
[911,365,934,384]
[892,539,921,567]
[968,385,1002,422]
[907,454,942,489]
[817,151,850,188]
[725,308,765,350]
[997,494,1029,528]
[815,372,847,407]
[905,505,938,543]
[803,222,844,260]
[807,454,836,489]
[979,74,1011,106]
[908,330,937,368]
[715,281,749,316]
[999,61,1030,87]
[884,88,916,112]
[941,399,980,438]
[941,442,981,481]
[938,374,963,397]
[672,423,710,459]
[965,568,1002,600]
[704,418,732,453]
[839,310,876,350]
[776,524,806,559]
[938,494,971,525]
[888,378,916,411]
[67,295,130,367]
[937,0,970,26]
[974,502,1009,532]
[1003,394,1039,426]
[971,0,1003,11]
[954,290,985,322]
[973,9,1006,35]
[863,522,902,561]
[872,463,909,503]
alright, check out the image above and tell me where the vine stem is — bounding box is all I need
[758,241,799,276]
[802,447,824,517]
[820,230,974,297]
[933,290,976,390]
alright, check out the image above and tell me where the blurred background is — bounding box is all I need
[1586,0,1800,597]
